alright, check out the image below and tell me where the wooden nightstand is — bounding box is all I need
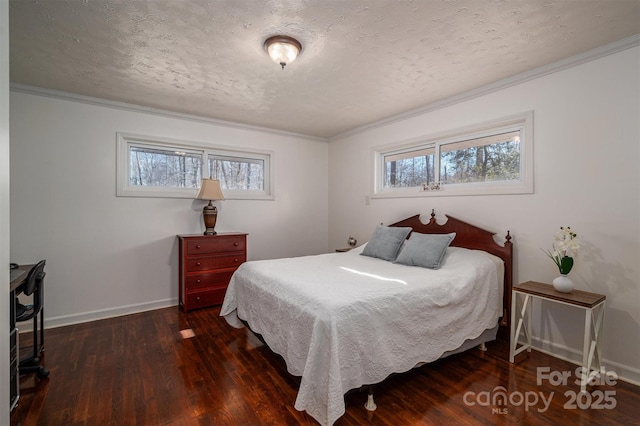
[178,233,247,312]
[510,281,606,393]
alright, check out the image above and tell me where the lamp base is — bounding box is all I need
[202,202,218,235]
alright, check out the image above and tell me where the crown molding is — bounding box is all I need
[330,34,640,141]
[9,83,328,143]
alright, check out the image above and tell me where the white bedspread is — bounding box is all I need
[220,246,503,426]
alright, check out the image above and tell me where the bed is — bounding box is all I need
[220,211,513,425]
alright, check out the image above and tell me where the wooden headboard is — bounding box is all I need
[390,209,513,340]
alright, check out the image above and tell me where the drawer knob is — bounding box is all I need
[196,279,201,283]
[234,258,239,262]
[196,245,201,249]
[233,242,239,246]
[196,262,201,266]
[196,296,201,301]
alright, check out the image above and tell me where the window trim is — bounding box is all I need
[116,132,274,200]
[372,111,533,198]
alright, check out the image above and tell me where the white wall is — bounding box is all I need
[9,92,328,327]
[1,0,11,423]
[329,47,640,384]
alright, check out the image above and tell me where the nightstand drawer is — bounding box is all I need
[186,253,246,272]
[186,235,246,255]
[185,270,236,290]
[186,288,227,309]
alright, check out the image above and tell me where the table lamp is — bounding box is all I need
[195,179,225,235]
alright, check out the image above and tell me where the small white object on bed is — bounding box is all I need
[221,244,504,426]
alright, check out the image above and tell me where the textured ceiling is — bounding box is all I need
[9,0,640,138]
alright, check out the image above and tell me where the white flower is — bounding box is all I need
[543,226,581,275]
[553,226,580,256]
[567,239,581,253]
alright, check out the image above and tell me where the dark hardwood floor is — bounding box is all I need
[11,306,640,425]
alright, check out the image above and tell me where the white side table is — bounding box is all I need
[510,281,606,393]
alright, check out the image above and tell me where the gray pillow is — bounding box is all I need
[360,225,412,261]
[393,232,456,269]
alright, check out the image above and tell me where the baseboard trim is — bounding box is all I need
[531,336,640,387]
[39,298,179,330]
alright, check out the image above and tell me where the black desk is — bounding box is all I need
[9,264,35,412]
[10,264,33,291]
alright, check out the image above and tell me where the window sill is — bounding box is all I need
[371,182,533,199]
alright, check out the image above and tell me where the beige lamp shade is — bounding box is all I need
[195,179,225,201]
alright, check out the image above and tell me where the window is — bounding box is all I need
[439,131,521,185]
[117,133,273,199]
[209,153,265,192]
[373,112,533,197]
[129,144,202,189]
[383,147,435,189]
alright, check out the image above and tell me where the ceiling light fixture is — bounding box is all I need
[264,35,302,70]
